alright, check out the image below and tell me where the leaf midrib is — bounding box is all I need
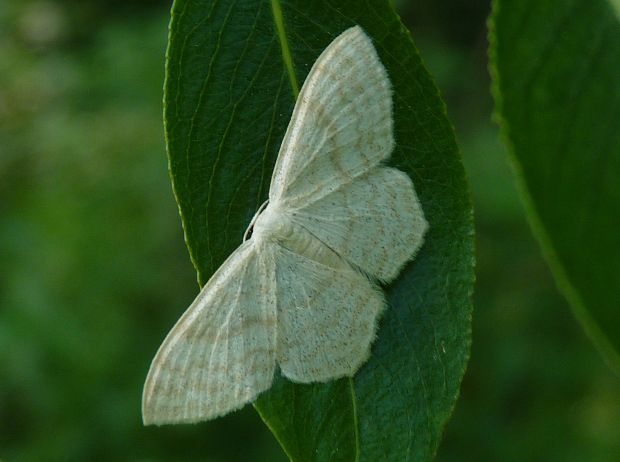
[267,2,361,460]
[271,0,300,97]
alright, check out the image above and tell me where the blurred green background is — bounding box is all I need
[1,1,619,461]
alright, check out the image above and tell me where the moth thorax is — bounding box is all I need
[252,205,294,243]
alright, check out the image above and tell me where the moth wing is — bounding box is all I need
[273,240,385,382]
[291,167,428,283]
[142,241,277,425]
[269,26,393,208]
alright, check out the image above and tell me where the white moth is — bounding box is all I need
[142,25,428,425]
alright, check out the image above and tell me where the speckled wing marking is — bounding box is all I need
[273,240,385,382]
[142,241,277,425]
[291,167,428,283]
[269,26,394,207]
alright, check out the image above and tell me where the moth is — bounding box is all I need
[142,25,428,425]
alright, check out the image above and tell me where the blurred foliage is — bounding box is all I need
[0,1,619,461]
[490,0,620,372]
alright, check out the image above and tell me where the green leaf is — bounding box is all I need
[489,0,620,374]
[164,0,474,460]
